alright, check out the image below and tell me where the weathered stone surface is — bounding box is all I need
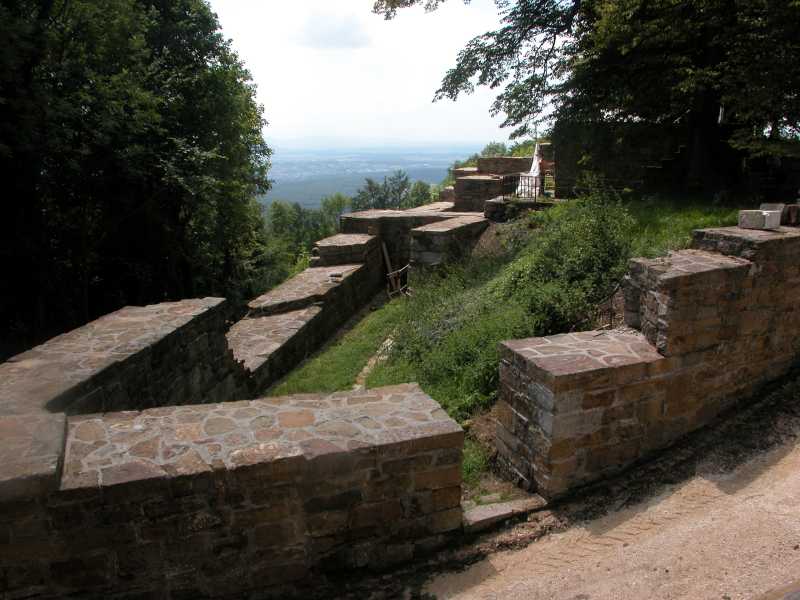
[0,297,236,416]
[340,208,484,268]
[246,264,364,316]
[311,234,379,267]
[498,225,800,499]
[410,215,489,266]
[739,209,781,230]
[453,175,504,212]
[3,384,463,598]
[462,496,547,534]
[0,413,65,501]
[476,156,533,175]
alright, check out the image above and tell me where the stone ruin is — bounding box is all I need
[0,159,537,598]
[496,219,800,498]
[11,157,800,597]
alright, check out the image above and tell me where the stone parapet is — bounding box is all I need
[0,297,237,418]
[410,215,489,266]
[1,384,464,598]
[476,156,533,175]
[246,264,366,317]
[497,226,800,498]
[311,233,380,267]
[340,208,483,268]
[0,298,247,503]
[452,167,478,179]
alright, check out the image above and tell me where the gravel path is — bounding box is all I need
[427,438,800,599]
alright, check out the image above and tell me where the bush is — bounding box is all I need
[369,190,634,420]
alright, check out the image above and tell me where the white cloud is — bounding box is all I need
[207,0,510,146]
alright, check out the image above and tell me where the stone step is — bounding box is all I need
[311,233,379,267]
[462,495,547,534]
[410,215,489,266]
[246,264,364,317]
[226,306,323,390]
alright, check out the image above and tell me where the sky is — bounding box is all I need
[207,0,509,148]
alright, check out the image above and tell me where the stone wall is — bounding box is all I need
[0,299,247,503]
[0,298,243,420]
[495,226,800,498]
[0,384,463,598]
[410,215,489,266]
[452,176,504,212]
[476,156,533,175]
[340,205,478,269]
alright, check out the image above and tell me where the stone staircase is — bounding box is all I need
[225,234,383,392]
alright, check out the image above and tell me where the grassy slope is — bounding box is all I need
[271,199,738,414]
[268,300,406,396]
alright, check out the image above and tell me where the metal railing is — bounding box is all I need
[501,174,543,200]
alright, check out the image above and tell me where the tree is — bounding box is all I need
[352,170,431,210]
[407,181,433,208]
[480,142,508,157]
[374,0,800,187]
[0,0,271,351]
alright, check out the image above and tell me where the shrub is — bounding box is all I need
[369,189,634,420]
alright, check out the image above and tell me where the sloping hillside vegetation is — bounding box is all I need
[272,196,738,421]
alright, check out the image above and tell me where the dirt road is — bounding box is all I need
[427,424,800,600]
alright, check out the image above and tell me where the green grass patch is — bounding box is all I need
[268,300,405,396]
[627,198,738,257]
[462,439,489,489]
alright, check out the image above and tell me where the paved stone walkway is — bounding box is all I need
[426,436,800,600]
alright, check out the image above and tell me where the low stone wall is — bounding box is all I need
[311,233,380,267]
[410,215,489,266]
[477,156,532,175]
[0,298,247,503]
[0,298,241,419]
[495,226,800,498]
[340,207,480,268]
[453,176,504,212]
[1,384,463,598]
[227,236,385,392]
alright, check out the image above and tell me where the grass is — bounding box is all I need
[462,439,489,489]
[268,299,406,396]
[627,198,739,257]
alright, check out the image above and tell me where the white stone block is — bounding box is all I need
[760,202,786,213]
[738,209,781,230]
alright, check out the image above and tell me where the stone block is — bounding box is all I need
[738,209,781,230]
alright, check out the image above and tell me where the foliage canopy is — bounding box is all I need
[1,0,271,348]
[374,0,800,161]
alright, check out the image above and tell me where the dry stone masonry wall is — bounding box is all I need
[496,225,800,498]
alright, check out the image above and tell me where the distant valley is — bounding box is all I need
[261,146,480,207]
